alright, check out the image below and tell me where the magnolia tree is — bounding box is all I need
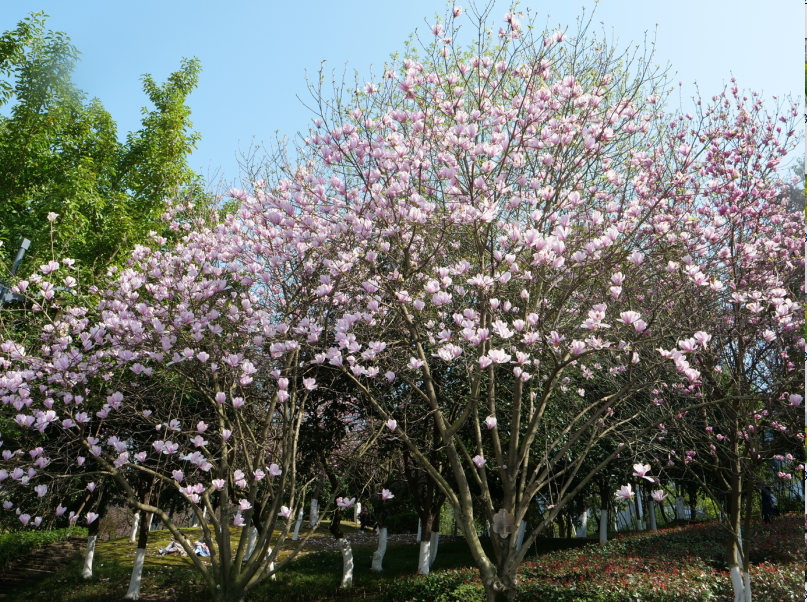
[242,4,801,599]
[0,200,368,602]
[643,112,804,602]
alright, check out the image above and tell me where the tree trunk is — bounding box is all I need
[82,534,97,580]
[371,527,387,572]
[515,520,527,548]
[309,498,319,527]
[598,507,608,544]
[125,510,151,600]
[635,487,644,530]
[575,510,588,538]
[417,539,431,575]
[129,512,140,544]
[338,538,354,587]
[245,526,257,561]
[292,507,304,541]
[428,530,440,566]
[648,499,657,531]
[82,517,100,580]
[265,546,277,581]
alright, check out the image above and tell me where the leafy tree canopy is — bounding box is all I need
[0,12,204,278]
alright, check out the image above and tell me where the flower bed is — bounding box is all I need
[381,516,802,602]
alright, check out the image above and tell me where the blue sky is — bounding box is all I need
[1,0,803,186]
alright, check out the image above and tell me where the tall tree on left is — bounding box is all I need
[0,12,204,279]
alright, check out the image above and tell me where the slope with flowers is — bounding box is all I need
[382,515,802,602]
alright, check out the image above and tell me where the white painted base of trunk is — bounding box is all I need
[82,535,97,579]
[124,548,146,599]
[266,546,276,581]
[730,566,744,602]
[292,508,304,540]
[576,511,588,538]
[371,528,387,572]
[338,539,354,587]
[309,499,318,527]
[743,570,751,602]
[516,520,527,549]
[648,500,657,531]
[129,513,140,544]
[245,526,257,560]
[417,540,431,575]
[599,509,607,544]
[428,532,439,566]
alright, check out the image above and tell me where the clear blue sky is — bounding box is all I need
[1,0,803,186]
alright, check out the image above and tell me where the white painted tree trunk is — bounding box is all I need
[515,520,527,549]
[416,518,421,541]
[82,535,97,579]
[129,512,140,544]
[648,499,658,531]
[338,538,354,587]
[309,499,318,527]
[599,508,608,544]
[416,539,431,575]
[576,510,588,538]
[353,502,361,524]
[371,527,387,572]
[124,548,146,599]
[245,526,257,560]
[265,546,276,581]
[292,507,304,540]
[676,494,685,520]
[428,531,440,566]
[730,566,744,602]
[636,491,645,530]
[743,570,751,602]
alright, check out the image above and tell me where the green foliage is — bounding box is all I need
[0,526,87,573]
[384,509,419,534]
[0,12,204,278]
[381,568,481,602]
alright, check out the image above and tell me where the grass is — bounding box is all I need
[1,519,693,602]
[0,519,590,602]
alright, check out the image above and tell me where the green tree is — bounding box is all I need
[0,12,203,277]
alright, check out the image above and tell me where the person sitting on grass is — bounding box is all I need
[193,538,211,557]
[159,538,187,556]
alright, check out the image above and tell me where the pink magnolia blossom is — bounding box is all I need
[615,485,634,501]
[632,463,654,482]
[336,497,356,509]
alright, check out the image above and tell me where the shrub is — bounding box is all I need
[385,510,420,534]
[0,527,88,573]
